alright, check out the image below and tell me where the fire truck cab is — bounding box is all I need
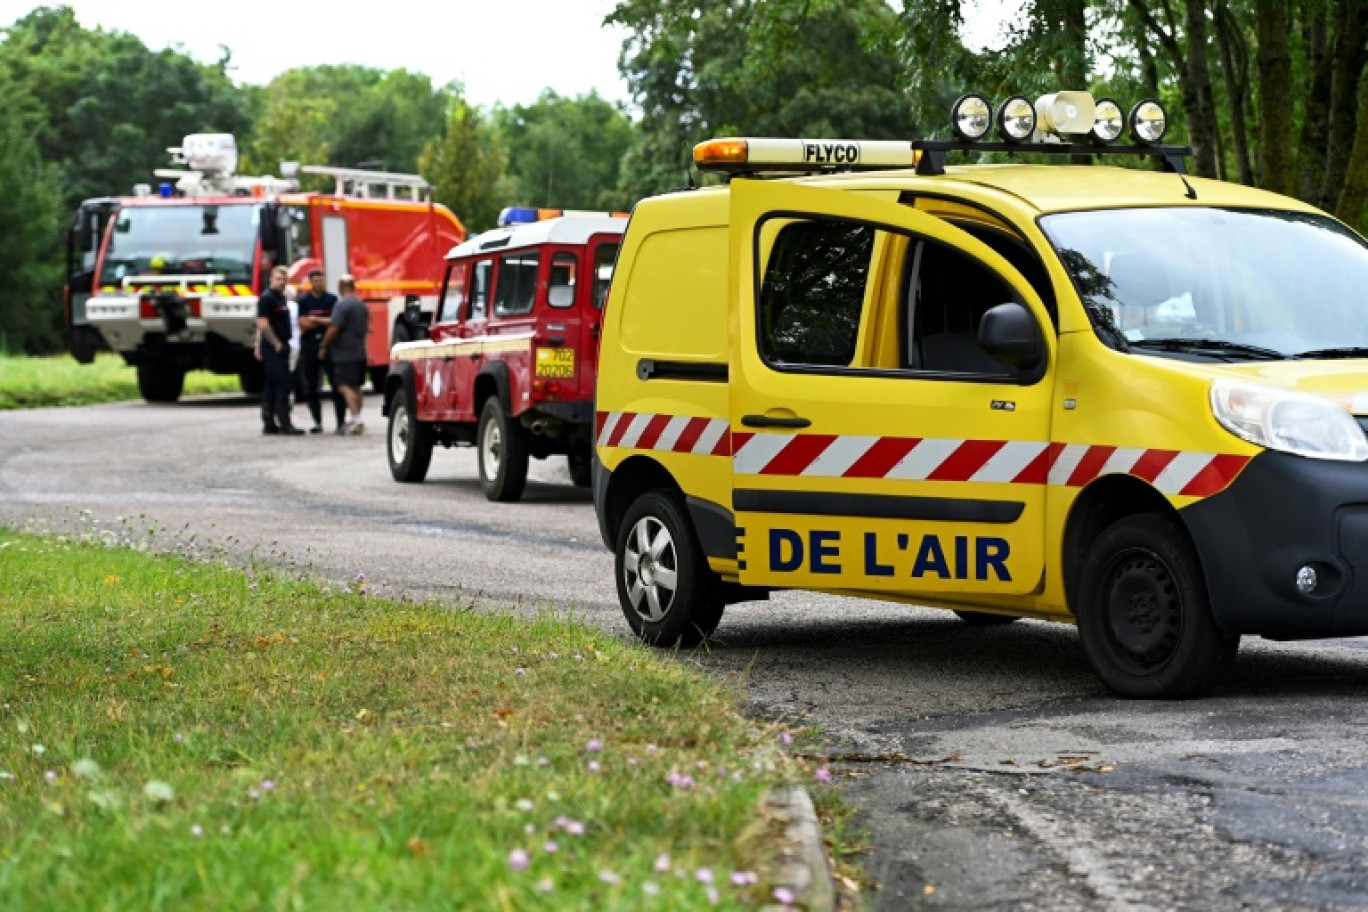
[66,134,464,402]
[383,216,626,501]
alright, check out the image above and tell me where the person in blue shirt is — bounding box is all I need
[295,269,346,433]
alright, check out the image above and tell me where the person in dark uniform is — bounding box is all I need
[256,266,304,435]
[295,269,346,434]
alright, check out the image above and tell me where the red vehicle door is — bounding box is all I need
[422,261,467,422]
[579,235,621,399]
[453,257,493,423]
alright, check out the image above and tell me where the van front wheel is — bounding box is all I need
[1076,513,1238,699]
[615,490,724,648]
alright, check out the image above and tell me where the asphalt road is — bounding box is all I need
[5,392,1368,910]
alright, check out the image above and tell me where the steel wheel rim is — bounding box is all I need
[481,417,502,478]
[622,515,679,623]
[1102,548,1184,673]
[390,404,410,463]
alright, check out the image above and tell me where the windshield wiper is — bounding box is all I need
[1129,338,1287,361]
[1293,347,1368,360]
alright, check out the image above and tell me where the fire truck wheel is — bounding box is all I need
[136,360,184,403]
[1076,512,1239,699]
[615,489,724,648]
[386,390,433,483]
[477,398,529,502]
[567,444,593,488]
[952,610,1019,626]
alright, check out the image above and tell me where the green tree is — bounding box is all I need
[419,95,511,233]
[492,91,634,210]
[609,0,919,199]
[0,74,62,353]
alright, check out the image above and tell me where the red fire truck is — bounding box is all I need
[382,216,626,500]
[64,134,465,402]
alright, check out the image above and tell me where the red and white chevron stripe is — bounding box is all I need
[595,411,1251,498]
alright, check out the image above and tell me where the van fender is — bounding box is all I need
[382,361,416,419]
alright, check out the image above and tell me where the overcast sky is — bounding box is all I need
[1,0,1021,111]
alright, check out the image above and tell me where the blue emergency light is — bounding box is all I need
[158,183,173,198]
[497,206,539,227]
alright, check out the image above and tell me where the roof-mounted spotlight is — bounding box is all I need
[951,94,992,141]
[1090,98,1124,144]
[996,95,1036,142]
[1129,99,1168,144]
[1035,91,1095,137]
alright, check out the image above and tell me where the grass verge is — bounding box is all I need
[0,530,825,910]
[0,353,242,409]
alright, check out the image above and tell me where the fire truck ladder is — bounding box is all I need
[300,166,431,201]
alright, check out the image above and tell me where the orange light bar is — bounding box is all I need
[693,138,749,170]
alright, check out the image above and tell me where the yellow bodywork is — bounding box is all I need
[596,163,1356,621]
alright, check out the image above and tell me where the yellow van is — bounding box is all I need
[593,93,1368,698]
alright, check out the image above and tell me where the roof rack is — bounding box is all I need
[300,165,430,201]
[911,140,1192,176]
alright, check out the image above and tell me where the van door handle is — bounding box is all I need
[741,414,811,429]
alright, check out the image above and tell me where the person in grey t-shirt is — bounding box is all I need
[318,275,371,435]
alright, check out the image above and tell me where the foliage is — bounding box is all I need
[0,353,241,408]
[419,97,512,234]
[242,66,453,178]
[609,0,920,199]
[492,91,635,211]
[0,528,821,910]
[0,73,62,355]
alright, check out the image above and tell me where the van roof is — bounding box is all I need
[446,216,628,260]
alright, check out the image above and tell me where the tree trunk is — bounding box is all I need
[1183,0,1220,178]
[1321,0,1368,210]
[1296,2,1331,202]
[1259,0,1295,196]
[1335,79,1368,226]
[1215,0,1254,184]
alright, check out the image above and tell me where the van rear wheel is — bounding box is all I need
[1076,513,1238,699]
[615,490,724,648]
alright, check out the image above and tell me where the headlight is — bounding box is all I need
[1129,99,1168,143]
[951,94,992,141]
[1091,98,1124,143]
[997,95,1036,141]
[1210,379,1368,461]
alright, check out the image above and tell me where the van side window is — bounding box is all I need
[758,220,874,367]
[437,263,465,323]
[468,260,490,322]
[903,237,1018,375]
[548,252,577,308]
[495,251,540,317]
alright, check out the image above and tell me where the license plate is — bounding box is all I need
[535,347,575,378]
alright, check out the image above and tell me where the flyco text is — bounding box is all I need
[803,142,860,165]
[767,528,1012,581]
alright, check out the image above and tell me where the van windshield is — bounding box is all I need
[99,203,260,287]
[1041,207,1368,360]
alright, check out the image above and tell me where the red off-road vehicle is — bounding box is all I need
[382,216,626,501]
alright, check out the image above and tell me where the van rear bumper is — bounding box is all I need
[1181,450,1368,639]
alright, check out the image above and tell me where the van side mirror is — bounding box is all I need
[978,302,1042,370]
[78,210,97,252]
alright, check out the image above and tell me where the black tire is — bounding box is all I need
[386,390,433,483]
[567,443,592,488]
[136,360,184,403]
[953,610,1019,626]
[238,362,264,395]
[615,490,725,648]
[1076,513,1239,699]
[477,397,528,502]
